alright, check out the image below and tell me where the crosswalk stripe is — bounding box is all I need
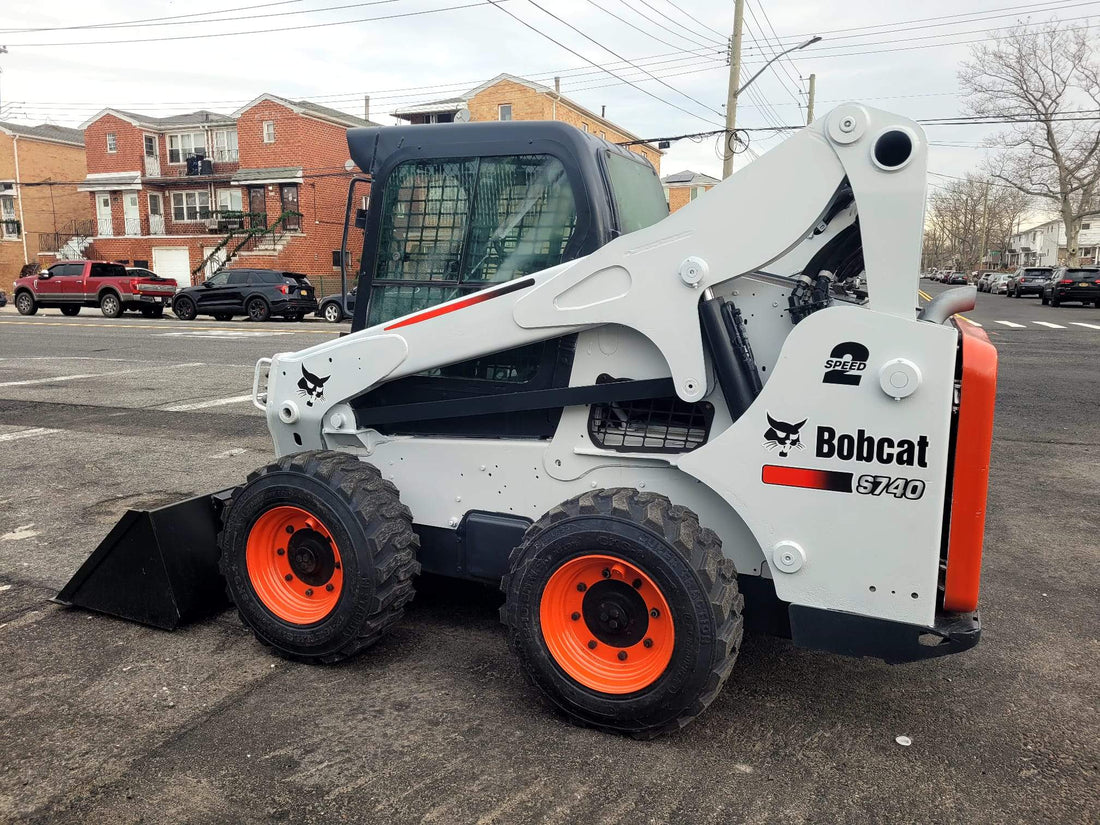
[1070,322,1100,330]
[994,320,1026,328]
[1032,321,1066,329]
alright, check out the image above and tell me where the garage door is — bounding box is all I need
[153,247,193,287]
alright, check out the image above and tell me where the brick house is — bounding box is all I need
[0,122,90,284]
[661,170,720,212]
[75,94,377,286]
[392,73,661,172]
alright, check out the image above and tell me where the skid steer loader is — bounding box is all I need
[57,105,997,737]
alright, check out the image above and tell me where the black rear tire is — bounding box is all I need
[219,450,420,664]
[15,292,38,315]
[1051,295,1061,307]
[246,297,270,322]
[503,488,743,738]
[173,296,197,320]
[60,305,81,316]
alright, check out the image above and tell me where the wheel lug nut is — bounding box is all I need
[650,608,660,618]
[305,588,313,597]
[601,568,611,579]
[644,638,653,648]
[617,651,627,661]
[599,612,608,623]
[571,611,580,621]
[277,548,285,556]
[587,640,597,650]
[285,525,294,534]
[577,582,586,592]
[609,620,619,630]
[284,574,293,582]
[632,578,642,589]
[326,584,334,592]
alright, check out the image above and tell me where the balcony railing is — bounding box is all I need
[36,219,97,255]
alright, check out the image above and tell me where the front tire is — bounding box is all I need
[15,292,37,315]
[173,296,197,320]
[219,450,420,664]
[60,305,81,316]
[246,297,270,322]
[99,292,122,318]
[503,489,743,738]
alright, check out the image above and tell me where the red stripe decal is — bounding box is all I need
[762,465,853,493]
[383,278,535,331]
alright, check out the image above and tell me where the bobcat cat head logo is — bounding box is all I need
[297,365,330,407]
[763,413,807,457]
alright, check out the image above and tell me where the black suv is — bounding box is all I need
[1008,267,1053,298]
[172,269,318,322]
[1041,266,1100,307]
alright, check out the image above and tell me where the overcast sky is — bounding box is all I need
[0,0,1093,198]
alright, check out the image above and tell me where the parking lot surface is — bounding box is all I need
[0,291,1097,824]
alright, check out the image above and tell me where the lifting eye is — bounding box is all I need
[873,129,913,169]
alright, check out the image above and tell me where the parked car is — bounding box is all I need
[946,271,969,284]
[12,260,178,318]
[1007,266,1053,298]
[0,289,7,307]
[977,272,997,292]
[171,268,318,322]
[1041,266,1100,307]
[991,273,1012,294]
[317,287,356,323]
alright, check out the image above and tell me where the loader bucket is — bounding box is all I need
[53,490,233,630]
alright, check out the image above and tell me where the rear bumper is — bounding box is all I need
[1052,287,1100,301]
[789,604,981,663]
[1014,284,1043,295]
[272,298,319,313]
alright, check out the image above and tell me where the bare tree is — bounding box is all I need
[924,175,1031,271]
[960,21,1100,266]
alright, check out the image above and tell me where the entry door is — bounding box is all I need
[248,187,266,228]
[148,193,165,235]
[123,193,141,236]
[96,193,113,236]
[143,135,160,177]
[152,247,192,288]
[280,184,300,230]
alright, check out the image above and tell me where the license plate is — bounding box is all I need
[300,290,308,296]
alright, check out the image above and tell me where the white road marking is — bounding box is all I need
[162,394,253,412]
[0,362,203,388]
[1070,322,1100,330]
[208,447,249,458]
[159,331,293,338]
[1,524,39,541]
[993,320,1027,328]
[0,428,61,443]
[1032,321,1066,329]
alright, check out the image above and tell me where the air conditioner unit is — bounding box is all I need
[204,218,220,230]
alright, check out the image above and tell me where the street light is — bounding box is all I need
[735,36,821,98]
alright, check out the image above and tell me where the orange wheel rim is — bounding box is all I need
[539,554,674,694]
[245,505,344,624]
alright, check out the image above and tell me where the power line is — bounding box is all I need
[616,0,724,49]
[586,0,720,59]
[0,0,308,33]
[657,0,727,41]
[485,0,723,127]
[751,0,806,93]
[741,13,802,108]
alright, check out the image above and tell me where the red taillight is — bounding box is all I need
[1060,279,1074,284]
[130,279,140,291]
[279,284,290,294]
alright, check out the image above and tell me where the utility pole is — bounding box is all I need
[722,0,745,179]
[805,73,816,124]
[363,95,370,122]
[979,181,990,270]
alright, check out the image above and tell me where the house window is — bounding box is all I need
[263,121,276,143]
[600,131,607,139]
[1083,223,1091,230]
[168,132,207,164]
[171,191,211,221]
[211,129,239,162]
[106,132,118,153]
[581,123,588,132]
[0,194,18,238]
[498,104,512,121]
[216,188,243,213]
[332,250,350,268]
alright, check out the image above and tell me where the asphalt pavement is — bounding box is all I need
[0,291,1097,824]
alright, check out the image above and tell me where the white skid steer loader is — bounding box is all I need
[58,104,997,737]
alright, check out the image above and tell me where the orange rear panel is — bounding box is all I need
[943,322,998,613]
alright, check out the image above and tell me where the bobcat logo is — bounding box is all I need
[763,413,807,458]
[297,365,330,407]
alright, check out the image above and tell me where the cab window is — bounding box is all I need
[603,150,668,235]
[227,271,251,285]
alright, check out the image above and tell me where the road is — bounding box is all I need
[0,293,1097,824]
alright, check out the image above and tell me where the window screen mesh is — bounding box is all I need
[368,154,577,326]
[588,397,714,453]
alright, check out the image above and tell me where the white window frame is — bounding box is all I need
[170,190,211,222]
[0,193,18,238]
[262,121,276,143]
[106,132,118,153]
[216,187,243,213]
[167,132,207,164]
[211,129,239,163]
[498,104,512,122]
[581,123,588,132]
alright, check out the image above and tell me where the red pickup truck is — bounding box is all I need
[12,260,178,318]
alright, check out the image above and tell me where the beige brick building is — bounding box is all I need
[393,74,661,172]
[661,170,720,213]
[0,122,91,286]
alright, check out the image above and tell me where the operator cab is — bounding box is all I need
[343,121,667,332]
